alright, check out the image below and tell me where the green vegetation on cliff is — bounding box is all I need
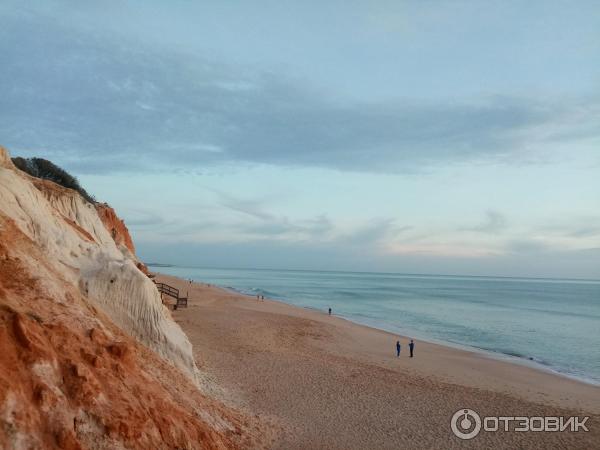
[12,156,95,203]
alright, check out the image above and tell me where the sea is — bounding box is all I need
[154,266,600,385]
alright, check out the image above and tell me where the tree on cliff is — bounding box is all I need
[11,156,96,203]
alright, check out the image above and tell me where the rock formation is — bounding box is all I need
[0,146,261,449]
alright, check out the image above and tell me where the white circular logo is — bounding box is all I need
[451,408,481,440]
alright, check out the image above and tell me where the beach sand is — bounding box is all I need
[156,273,599,449]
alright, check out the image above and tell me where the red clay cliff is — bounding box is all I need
[0,146,264,449]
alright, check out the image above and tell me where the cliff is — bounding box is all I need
[0,146,261,449]
[95,204,136,255]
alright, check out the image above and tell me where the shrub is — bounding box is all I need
[12,157,96,203]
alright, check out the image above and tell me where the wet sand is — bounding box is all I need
[156,273,600,449]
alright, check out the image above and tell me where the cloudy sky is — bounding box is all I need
[1,1,599,278]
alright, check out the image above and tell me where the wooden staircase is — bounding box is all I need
[155,282,188,309]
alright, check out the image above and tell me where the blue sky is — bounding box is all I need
[1,1,599,278]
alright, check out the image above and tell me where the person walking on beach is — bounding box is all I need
[409,339,415,358]
[396,340,401,357]
[328,307,332,315]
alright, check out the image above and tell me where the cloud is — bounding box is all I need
[338,219,412,246]
[538,217,600,240]
[155,189,335,241]
[124,212,166,228]
[2,10,599,175]
[239,215,334,239]
[217,193,276,222]
[463,210,508,234]
[569,227,600,238]
[133,187,403,247]
[506,239,550,255]
[135,238,600,279]
[216,195,407,245]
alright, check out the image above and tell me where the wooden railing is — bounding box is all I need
[155,282,188,309]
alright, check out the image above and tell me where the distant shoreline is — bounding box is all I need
[200,279,600,387]
[145,263,600,284]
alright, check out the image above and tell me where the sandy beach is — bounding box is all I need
[156,273,599,449]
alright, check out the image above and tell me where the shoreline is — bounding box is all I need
[215,283,599,388]
[327,313,600,387]
[156,272,600,448]
[161,273,600,411]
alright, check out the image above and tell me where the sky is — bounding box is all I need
[1,0,599,278]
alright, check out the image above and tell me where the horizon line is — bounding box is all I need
[144,262,600,284]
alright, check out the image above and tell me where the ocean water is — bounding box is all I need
[155,266,600,384]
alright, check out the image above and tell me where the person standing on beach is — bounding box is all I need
[396,340,401,357]
[328,307,332,315]
[409,339,415,357]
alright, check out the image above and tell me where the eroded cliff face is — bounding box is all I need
[0,146,261,449]
[0,147,195,378]
[94,204,149,275]
[95,204,136,255]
